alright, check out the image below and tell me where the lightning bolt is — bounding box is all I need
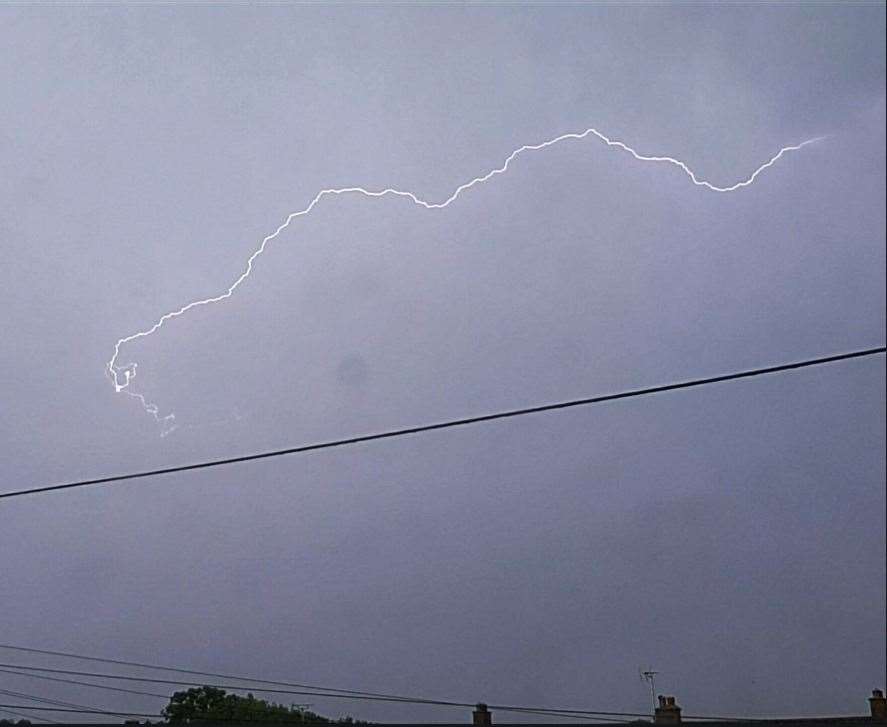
[107,127,824,432]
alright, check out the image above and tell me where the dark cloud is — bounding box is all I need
[0,4,884,724]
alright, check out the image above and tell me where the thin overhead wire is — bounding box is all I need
[0,650,636,722]
[0,663,544,712]
[2,346,883,501]
[0,706,62,724]
[0,705,159,718]
[0,644,422,702]
[0,662,752,721]
[0,702,624,724]
[0,687,136,721]
[0,667,169,701]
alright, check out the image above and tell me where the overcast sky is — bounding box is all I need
[1,3,885,724]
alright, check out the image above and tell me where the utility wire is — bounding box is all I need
[0,687,137,721]
[2,347,883,502]
[0,662,752,721]
[0,651,637,723]
[0,705,159,718]
[0,645,424,703]
[0,706,61,724]
[0,668,451,723]
[0,663,568,713]
[0,645,758,721]
[0,704,630,725]
[0,667,169,701]
[0,704,638,727]
[0,703,627,724]
[0,688,109,714]
[0,669,632,724]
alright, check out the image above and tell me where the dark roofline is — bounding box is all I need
[8,719,877,727]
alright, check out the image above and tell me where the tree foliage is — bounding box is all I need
[162,686,366,725]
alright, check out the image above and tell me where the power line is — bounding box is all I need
[0,701,622,725]
[0,663,549,713]
[0,646,639,720]
[0,667,170,701]
[0,648,640,722]
[0,704,624,724]
[0,687,138,721]
[0,688,108,714]
[0,662,752,722]
[2,346,883,502]
[0,706,61,724]
[0,645,422,703]
[0,704,159,718]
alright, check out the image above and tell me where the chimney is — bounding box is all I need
[473,702,492,726]
[870,689,887,721]
[655,695,682,724]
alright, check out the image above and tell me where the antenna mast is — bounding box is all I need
[640,667,659,715]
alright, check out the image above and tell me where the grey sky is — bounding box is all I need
[1,3,884,724]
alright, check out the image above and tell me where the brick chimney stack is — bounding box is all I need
[473,702,492,726]
[870,689,887,721]
[655,695,682,724]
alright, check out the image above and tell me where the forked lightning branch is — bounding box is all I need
[106,126,824,433]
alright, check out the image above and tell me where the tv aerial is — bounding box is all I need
[639,667,659,714]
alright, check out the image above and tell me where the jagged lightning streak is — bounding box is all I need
[107,127,824,432]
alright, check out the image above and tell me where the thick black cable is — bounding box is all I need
[2,347,883,502]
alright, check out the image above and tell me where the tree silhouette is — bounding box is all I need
[162,686,366,725]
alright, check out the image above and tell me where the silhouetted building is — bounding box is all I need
[655,695,682,724]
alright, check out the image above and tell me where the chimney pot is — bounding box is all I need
[655,696,681,724]
[473,702,492,726]
[870,688,887,722]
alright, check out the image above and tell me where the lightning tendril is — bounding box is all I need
[107,127,824,433]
